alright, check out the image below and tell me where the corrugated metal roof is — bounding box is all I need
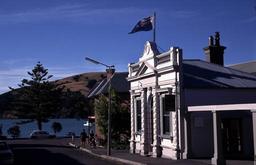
[87,79,107,98]
[88,72,129,98]
[183,60,256,88]
[228,61,256,75]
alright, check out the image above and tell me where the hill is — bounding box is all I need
[55,72,106,96]
[0,72,107,118]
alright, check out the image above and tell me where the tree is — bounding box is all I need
[86,79,97,89]
[94,94,108,141]
[60,90,89,118]
[94,90,130,145]
[11,62,63,130]
[7,125,20,138]
[0,91,16,118]
[0,124,2,136]
[52,122,62,134]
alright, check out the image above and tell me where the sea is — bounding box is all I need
[0,118,95,138]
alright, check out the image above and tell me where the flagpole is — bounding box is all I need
[153,12,156,43]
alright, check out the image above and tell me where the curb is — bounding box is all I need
[68,142,146,165]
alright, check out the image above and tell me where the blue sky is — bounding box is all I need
[0,0,255,93]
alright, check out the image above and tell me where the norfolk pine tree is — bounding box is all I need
[11,62,63,130]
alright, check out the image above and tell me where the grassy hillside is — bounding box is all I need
[55,72,106,96]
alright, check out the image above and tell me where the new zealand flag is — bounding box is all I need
[128,16,153,34]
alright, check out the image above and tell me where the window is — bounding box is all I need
[161,95,175,136]
[135,99,142,132]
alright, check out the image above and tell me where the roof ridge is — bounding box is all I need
[226,65,256,78]
[228,60,256,66]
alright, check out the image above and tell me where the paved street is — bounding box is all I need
[4,138,254,165]
[6,138,118,165]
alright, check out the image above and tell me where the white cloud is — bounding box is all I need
[1,58,37,66]
[47,66,83,79]
[0,4,84,24]
[0,4,149,24]
[0,3,200,26]
[0,86,11,94]
[0,68,30,77]
[0,67,30,93]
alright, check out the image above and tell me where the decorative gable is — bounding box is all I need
[127,41,184,79]
[139,41,160,62]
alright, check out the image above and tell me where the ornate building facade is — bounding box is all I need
[127,33,256,165]
[128,41,184,159]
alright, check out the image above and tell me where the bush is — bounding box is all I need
[112,136,130,150]
[7,125,20,138]
[52,122,62,134]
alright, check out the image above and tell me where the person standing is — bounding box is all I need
[80,129,87,147]
[89,130,96,148]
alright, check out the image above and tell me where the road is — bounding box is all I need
[7,138,117,165]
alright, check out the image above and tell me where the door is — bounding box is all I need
[222,118,242,159]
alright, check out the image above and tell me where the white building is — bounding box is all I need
[127,33,256,165]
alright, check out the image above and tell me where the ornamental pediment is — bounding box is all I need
[139,41,159,62]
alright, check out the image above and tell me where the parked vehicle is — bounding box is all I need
[0,141,14,165]
[30,130,55,139]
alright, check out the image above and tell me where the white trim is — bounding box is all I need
[156,87,172,94]
[251,109,256,113]
[188,103,256,112]
[160,94,175,137]
[144,61,157,72]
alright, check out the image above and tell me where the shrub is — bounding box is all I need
[7,125,20,138]
[52,122,62,134]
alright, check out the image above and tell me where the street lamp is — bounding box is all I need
[85,57,115,156]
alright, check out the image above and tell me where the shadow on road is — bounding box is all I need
[10,143,72,149]
[12,147,84,165]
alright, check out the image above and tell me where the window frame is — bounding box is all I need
[160,94,175,138]
[134,97,142,133]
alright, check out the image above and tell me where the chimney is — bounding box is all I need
[203,32,226,66]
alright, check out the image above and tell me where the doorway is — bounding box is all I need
[222,118,242,159]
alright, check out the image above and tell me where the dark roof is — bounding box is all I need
[183,60,256,88]
[87,79,108,98]
[88,72,129,98]
[228,61,256,75]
